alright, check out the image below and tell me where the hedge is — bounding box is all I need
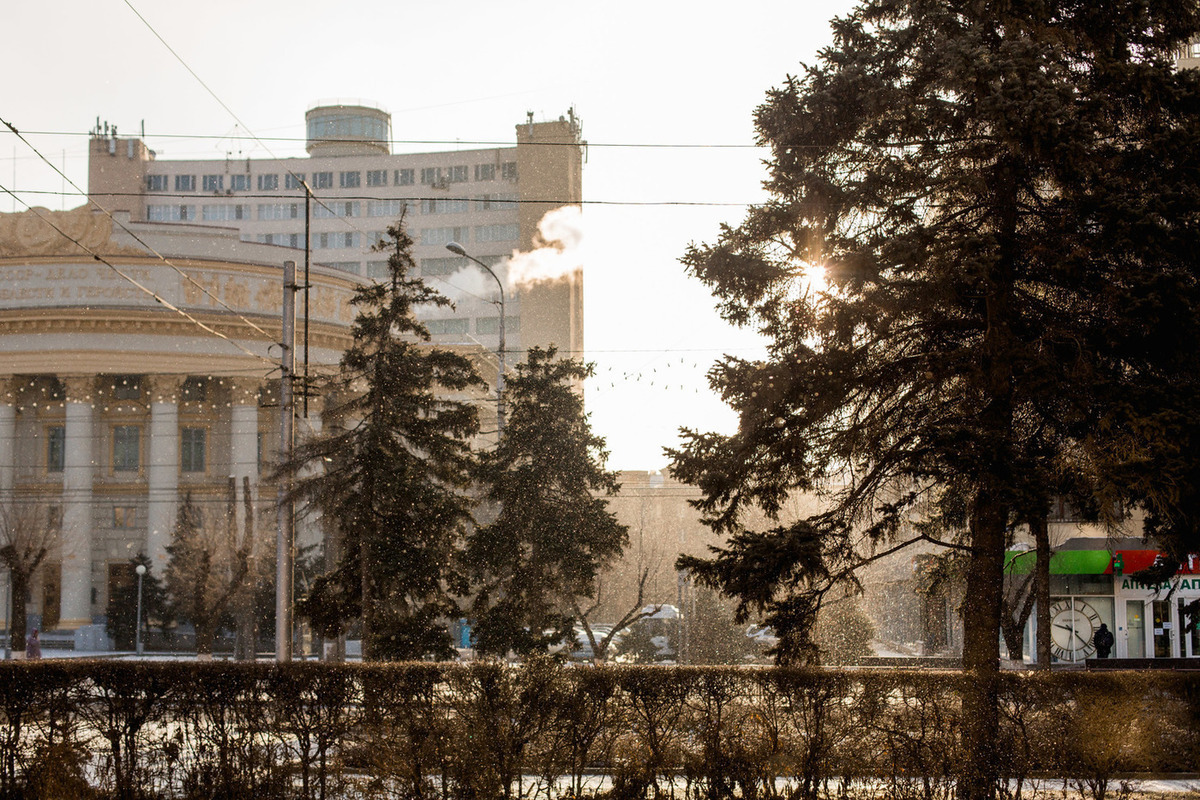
[0,660,1195,799]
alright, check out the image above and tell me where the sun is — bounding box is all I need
[800,262,829,298]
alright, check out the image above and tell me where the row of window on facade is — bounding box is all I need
[239,226,518,251]
[146,196,517,222]
[145,163,517,194]
[140,215,519,253]
[282,196,516,218]
[43,424,212,474]
[27,376,260,476]
[306,114,390,143]
[424,315,521,337]
[311,253,510,279]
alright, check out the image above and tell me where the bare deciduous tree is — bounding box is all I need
[0,500,59,658]
[165,483,255,660]
[573,567,662,665]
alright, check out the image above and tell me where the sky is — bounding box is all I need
[2,0,856,471]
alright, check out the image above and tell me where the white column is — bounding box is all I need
[229,378,260,538]
[0,377,14,499]
[147,375,185,574]
[0,377,13,631]
[60,375,96,629]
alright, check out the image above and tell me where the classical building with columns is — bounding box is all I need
[0,206,365,646]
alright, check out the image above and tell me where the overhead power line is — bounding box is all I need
[11,187,754,208]
[12,128,765,151]
[0,180,279,369]
[0,115,280,340]
[116,0,425,300]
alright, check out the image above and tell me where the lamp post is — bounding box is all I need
[135,564,146,656]
[445,242,506,434]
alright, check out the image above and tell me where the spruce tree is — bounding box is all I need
[289,216,482,661]
[670,3,1200,797]
[466,346,627,657]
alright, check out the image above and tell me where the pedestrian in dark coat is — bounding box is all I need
[25,629,41,660]
[1093,623,1114,658]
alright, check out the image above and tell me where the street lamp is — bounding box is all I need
[445,241,506,434]
[135,564,147,656]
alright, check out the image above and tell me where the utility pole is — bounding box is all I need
[303,181,311,417]
[276,259,296,661]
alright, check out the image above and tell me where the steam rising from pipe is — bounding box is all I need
[507,205,583,288]
[436,205,583,306]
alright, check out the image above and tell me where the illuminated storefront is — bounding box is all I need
[1005,546,1200,663]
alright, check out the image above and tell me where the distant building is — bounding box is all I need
[87,103,585,361]
[1177,36,1200,71]
[599,471,1200,665]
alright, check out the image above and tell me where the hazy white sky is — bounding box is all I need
[2,0,855,470]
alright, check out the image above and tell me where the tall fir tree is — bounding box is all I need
[669,3,1200,797]
[289,215,482,661]
[466,346,627,657]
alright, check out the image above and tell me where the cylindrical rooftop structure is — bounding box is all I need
[305,101,391,157]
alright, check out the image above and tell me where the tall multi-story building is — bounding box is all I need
[0,106,584,650]
[88,103,585,361]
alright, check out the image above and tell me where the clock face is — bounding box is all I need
[1049,599,1101,662]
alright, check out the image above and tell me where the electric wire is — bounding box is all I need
[117,0,445,320]
[13,187,754,209]
[0,115,277,340]
[4,6,763,413]
[14,128,765,150]
[0,180,279,369]
[117,0,469,298]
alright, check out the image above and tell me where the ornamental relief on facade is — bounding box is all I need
[1,254,354,326]
[0,207,142,257]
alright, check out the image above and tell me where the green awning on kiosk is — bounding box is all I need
[1004,549,1113,575]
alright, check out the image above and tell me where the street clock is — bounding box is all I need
[1049,598,1102,662]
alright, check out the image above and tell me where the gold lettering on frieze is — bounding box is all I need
[96,266,151,282]
[223,278,250,308]
[0,268,35,282]
[183,275,204,304]
[43,266,91,281]
[183,272,221,305]
[254,283,283,314]
[75,285,142,301]
[0,287,55,301]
